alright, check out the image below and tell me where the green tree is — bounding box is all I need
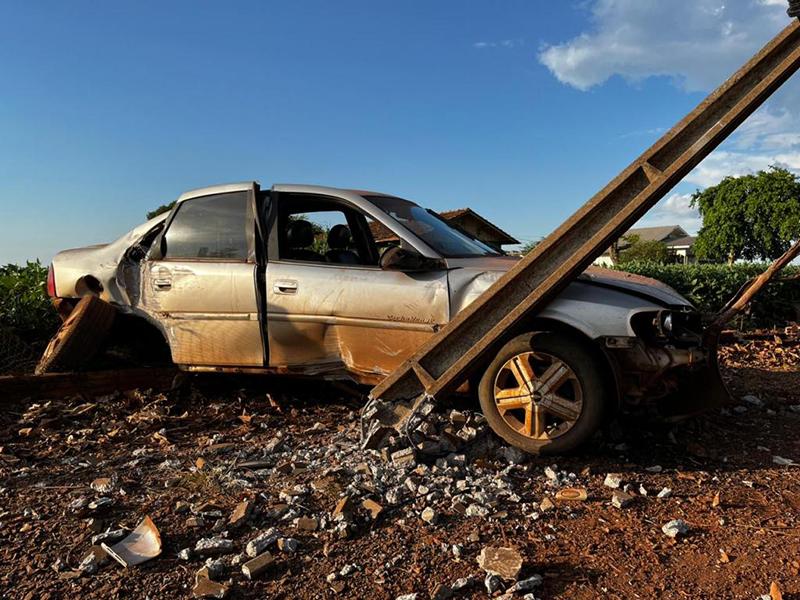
[617,234,669,264]
[146,201,176,220]
[691,167,800,264]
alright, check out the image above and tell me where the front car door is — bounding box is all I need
[265,185,449,383]
[140,183,266,367]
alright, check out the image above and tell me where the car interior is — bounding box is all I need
[276,195,382,266]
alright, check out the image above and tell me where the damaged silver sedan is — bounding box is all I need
[45,182,715,453]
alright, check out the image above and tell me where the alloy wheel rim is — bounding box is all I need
[492,351,584,440]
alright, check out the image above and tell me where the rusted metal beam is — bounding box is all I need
[367,17,800,432]
[0,368,178,402]
[705,239,800,339]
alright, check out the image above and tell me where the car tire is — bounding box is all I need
[35,295,117,374]
[478,331,608,455]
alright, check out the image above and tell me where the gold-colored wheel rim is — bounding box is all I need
[493,351,584,440]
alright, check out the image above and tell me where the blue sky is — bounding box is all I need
[1,0,798,264]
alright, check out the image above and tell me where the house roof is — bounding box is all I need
[665,235,696,248]
[438,208,519,245]
[625,225,688,242]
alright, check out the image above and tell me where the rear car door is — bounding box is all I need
[140,184,266,367]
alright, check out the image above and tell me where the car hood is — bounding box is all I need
[445,256,691,309]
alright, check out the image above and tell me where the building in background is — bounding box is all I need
[594,225,696,266]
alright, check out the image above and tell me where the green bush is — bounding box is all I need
[613,261,800,327]
[0,261,59,346]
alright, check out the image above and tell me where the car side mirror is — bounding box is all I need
[380,247,445,272]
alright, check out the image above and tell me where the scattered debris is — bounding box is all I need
[477,546,523,580]
[194,538,235,557]
[603,473,623,489]
[101,516,162,567]
[241,551,274,580]
[662,519,690,539]
[611,490,634,509]
[555,487,588,501]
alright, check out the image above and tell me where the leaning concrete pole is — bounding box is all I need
[363,4,800,440]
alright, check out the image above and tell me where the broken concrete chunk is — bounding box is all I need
[91,529,126,545]
[662,519,690,538]
[294,516,319,531]
[361,498,383,520]
[277,537,299,553]
[508,574,544,593]
[555,487,587,502]
[193,571,228,599]
[420,507,437,524]
[228,500,253,528]
[332,496,355,520]
[241,551,274,580]
[90,478,114,493]
[603,473,623,489]
[477,546,523,580]
[194,537,234,557]
[101,516,162,567]
[539,497,555,512]
[391,447,416,467]
[611,490,635,509]
[246,528,281,557]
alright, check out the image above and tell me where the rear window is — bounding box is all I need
[164,192,248,260]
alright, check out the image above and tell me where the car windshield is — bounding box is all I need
[365,195,500,257]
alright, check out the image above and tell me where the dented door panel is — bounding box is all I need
[141,261,264,366]
[266,261,448,376]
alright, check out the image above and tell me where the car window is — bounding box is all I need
[276,196,379,266]
[365,195,500,258]
[164,192,248,260]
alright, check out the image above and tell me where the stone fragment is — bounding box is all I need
[340,563,359,577]
[508,574,544,593]
[91,529,126,545]
[539,497,555,512]
[662,519,690,538]
[90,478,114,493]
[228,500,253,528]
[477,546,523,580]
[604,473,623,489]
[194,538,234,557]
[742,394,764,407]
[611,490,634,509]
[246,528,281,557]
[294,516,319,531]
[421,507,437,524]
[391,448,416,467]
[78,546,108,575]
[332,496,355,520]
[278,537,299,553]
[362,498,383,520]
[555,488,587,502]
[484,573,503,594]
[657,487,672,499]
[241,551,274,580]
[193,571,228,598]
[178,548,193,561]
[88,497,114,511]
[396,594,418,600]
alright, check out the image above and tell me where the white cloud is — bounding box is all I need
[637,193,703,233]
[539,1,800,193]
[538,0,788,91]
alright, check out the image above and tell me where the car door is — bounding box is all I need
[265,188,449,380]
[140,184,266,367]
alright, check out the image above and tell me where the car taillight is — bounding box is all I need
[46,264,56,298]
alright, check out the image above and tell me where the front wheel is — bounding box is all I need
[478,332,609,455]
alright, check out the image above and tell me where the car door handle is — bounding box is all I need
[152,267,172,291]
[273,280,298,294]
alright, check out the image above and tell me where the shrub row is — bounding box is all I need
[0,261,59,346]
[613,261,800,327]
